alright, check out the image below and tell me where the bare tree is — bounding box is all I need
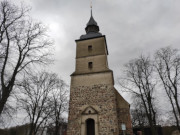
[119,55,158,135]
[48,79,68,135]
[0,0,52,115]
[154,47,180,131]
[19,72,60,135]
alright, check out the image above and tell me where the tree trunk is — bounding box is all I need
[55,121,60,135]
[29,123,34,135]
[0,87,10,115]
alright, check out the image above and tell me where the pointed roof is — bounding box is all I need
[80,9,102,39]
[86,10,98,26]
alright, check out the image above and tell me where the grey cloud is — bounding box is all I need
[12,0,180,109]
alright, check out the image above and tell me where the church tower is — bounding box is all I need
[67,10,133,135]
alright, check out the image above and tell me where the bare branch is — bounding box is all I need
[119,55,158,135]
[0,0,53,116]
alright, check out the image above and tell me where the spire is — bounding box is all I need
[86,11,98,26]
[80,3,102,39]
[85,6,100,34]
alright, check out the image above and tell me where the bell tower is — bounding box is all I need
[67,10,133,135]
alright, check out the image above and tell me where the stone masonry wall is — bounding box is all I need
[67,84,119,135]
[117,108,133,135]
[115,90,133,135]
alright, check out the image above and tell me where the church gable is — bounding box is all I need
[82,106,98,115]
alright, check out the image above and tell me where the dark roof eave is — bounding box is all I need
[71,70,113,76]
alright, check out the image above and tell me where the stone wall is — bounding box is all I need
[76,37,107,58]
[74,36,109,75]
[115,90,133,135]
[67,84,119,135]
[71,71,114,86]
[75,55,109,74]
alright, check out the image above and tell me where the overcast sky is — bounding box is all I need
[23,0,180,93]
[19,0,180,83]
[7,0,180,126]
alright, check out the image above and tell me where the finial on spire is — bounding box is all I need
[90,0,92,16]
[86,0,98,28]
[90,0,92,9]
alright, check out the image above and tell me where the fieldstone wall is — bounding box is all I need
[117,107,133,135]
[67,84,119,135]
[115,90,133,135]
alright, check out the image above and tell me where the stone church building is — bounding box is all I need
[67,10,133,135]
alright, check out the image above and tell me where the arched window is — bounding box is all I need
[86,118,95,135]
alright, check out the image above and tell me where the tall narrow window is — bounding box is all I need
[88,45,92,51]
[88,62,93,69]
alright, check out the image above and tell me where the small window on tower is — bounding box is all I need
[88,45,92,51]
[88,62,93,69]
